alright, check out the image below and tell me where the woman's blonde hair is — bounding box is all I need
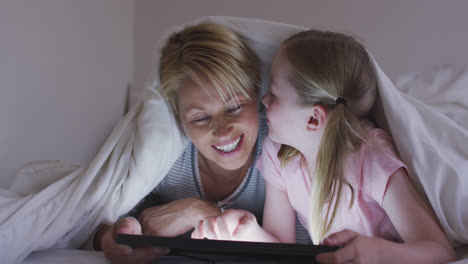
[279,30,377,244]
[159,23,260,125]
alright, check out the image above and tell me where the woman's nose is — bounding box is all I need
[212,118,231,138]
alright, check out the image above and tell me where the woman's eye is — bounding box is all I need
[192,116,210,124]
[226,104,243,114]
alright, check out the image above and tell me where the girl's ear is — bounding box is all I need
[306,105,328,131]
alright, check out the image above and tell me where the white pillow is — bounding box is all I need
[393,65,468,131]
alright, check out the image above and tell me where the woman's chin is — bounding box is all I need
[217,154,251,171]
[214,147,255,171]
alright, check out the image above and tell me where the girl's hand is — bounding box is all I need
[316,229,384,264]
[191,209,260,241]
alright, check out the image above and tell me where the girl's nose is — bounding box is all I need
[262,93,270,109]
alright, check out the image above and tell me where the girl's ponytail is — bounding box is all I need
[309,102,364,243]
[279,29,377,244]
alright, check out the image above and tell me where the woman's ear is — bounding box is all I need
[306,105,328,131]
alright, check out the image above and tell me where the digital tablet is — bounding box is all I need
[116,234,339,262]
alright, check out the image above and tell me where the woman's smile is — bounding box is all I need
[211,134,244,157]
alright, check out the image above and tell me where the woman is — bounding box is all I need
[92,23,310,263]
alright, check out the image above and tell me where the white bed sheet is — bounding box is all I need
[24,249,107,264]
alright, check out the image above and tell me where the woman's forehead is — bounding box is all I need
[177,78,251,113]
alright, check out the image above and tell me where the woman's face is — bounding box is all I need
[177,78,259,171]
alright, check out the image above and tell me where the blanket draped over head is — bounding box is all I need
[0,16,467,264]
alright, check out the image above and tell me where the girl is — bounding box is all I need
[192,29,456,263]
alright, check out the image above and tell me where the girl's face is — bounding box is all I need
[262,47,312,149]
[177,78,259,171]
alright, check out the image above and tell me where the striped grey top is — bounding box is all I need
[129,115,311,244]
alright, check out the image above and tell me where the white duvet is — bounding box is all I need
[0,16,467,264]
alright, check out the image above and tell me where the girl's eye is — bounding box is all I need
[226,104,243,114]
[192,116,210,125]
[269,91,276,99]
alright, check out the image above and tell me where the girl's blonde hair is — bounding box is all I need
[159,23,260,125]
[279,30,377,244]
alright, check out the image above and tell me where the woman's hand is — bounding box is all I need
[97,217,169,264]
[191,209,266,242]
[138,197,221,237]
[316,229,384,264]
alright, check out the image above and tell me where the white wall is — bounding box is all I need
[0,0,133,187]
[133,0,468,84]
